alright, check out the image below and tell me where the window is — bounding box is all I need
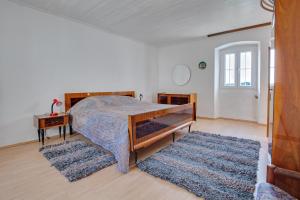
[221,45,257,88]
[240,52,252,86]
[224,53,235,86]
[270,49,275,85]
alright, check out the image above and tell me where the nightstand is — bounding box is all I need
[33,113,69,145]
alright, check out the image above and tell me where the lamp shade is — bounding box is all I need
[53,98,62,106]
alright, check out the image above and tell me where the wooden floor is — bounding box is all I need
[0,118,267,200]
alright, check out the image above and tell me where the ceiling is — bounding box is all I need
[10,0,272,45]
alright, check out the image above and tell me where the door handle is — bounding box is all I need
[254,95,259,99]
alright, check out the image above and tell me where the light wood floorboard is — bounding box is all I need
[0,119,267,200]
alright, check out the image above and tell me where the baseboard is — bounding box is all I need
[0,134,62,150]
[197,116,267,126]
[197,116,216,120]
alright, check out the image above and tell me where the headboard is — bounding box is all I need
[64,91,135,112]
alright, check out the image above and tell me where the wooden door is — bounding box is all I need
[271,0,300,197]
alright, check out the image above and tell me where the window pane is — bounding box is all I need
[224,53,235,86]
[246,69,252,83]
[240,51,252,86]
[270,68,275,85]
[245,52,251,68]
[270,49,275,85]
[225,69,229,84]
[270,49,275,67]
[230,69,235,84]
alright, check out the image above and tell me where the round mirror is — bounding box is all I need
[172,65,191,86]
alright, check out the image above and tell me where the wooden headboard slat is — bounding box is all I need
[64,91,135,112]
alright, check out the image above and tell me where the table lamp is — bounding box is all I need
[50,98,62,116]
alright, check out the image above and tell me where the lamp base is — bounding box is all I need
[50,112,58,116]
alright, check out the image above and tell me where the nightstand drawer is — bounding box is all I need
[44,116,64,127]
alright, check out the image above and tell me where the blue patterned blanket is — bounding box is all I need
[69,96,175,173]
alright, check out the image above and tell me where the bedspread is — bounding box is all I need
[68,95,175,173]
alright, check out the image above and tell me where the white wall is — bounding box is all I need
[0,0,158,147]
[158,27,271,124]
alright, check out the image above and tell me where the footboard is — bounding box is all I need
[128,104,195,152]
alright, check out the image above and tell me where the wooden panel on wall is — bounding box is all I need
[272,0,300,197]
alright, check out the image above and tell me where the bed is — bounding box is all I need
[65,91,196,173]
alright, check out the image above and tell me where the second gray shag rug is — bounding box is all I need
[40,140,116,182]
[137,131,261,200]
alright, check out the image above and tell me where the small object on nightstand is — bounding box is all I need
[139,93,143,101]
[33,113,69,145]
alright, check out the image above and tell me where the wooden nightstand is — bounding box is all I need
[33,113,69,145]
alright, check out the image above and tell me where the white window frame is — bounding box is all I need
[220,44,258,89]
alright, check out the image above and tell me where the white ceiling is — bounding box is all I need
[10,0,272,45]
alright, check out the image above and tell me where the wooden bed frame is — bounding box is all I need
[64,91,196,162]
[267,165,300,198]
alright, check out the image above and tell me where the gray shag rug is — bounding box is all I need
[40,140,116,182]
[137,131,261,200]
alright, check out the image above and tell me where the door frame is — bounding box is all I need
[214,41,261,123]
